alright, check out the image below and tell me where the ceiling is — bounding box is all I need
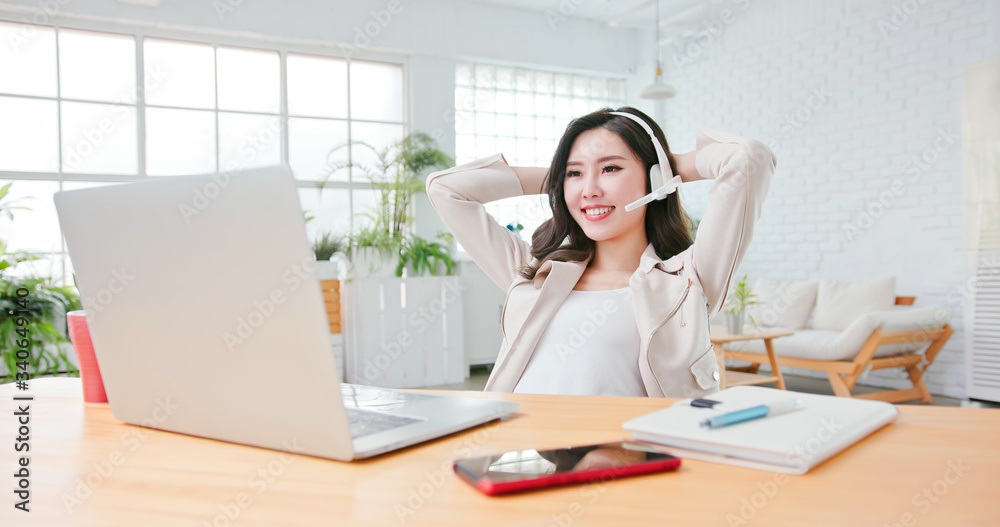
[461,0,724,34]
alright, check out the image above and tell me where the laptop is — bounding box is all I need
[53,165,518,461]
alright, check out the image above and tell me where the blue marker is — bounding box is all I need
[700,399,802,429]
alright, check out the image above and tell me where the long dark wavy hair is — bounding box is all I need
[518,107,694,280]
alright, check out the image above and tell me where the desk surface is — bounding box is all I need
[2,378,997,526]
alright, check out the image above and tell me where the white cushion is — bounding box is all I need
[837,306,952,359]
[725,329,845,361]
[811,277,896,331]
[724,306,952,361]
[746,279,818,330]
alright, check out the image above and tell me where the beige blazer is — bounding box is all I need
[426,127,776,398]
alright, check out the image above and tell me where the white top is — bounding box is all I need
[513,288,646,397]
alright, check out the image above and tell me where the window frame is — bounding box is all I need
[0,16,411,284]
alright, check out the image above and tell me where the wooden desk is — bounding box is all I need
[712,326,794,389]
[2,378,997,526]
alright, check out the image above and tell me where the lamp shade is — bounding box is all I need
[640,75,677,99]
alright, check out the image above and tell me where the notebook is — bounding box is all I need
[622,386,899,474]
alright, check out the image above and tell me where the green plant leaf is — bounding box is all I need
[311,230,344,261]
[0,263,81,381]
[332,132,453,242]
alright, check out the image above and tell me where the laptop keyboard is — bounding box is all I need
[340,383,439,412]
[345,408,424,439]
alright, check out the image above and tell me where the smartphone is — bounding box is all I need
[453,441,680,495]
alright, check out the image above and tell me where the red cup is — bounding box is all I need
[66,311,108,403]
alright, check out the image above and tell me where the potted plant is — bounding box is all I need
[0,183,82,382]
[396,233,456,277]
[724,274,759,334]
[0,254,82,382]
[311,230,345,280]
[321,132,453,279]
[345,223,404,278]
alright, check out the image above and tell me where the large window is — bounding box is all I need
[0,21,405,284]
[453,63,626,245]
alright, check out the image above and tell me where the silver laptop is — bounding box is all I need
[53,165,518,461]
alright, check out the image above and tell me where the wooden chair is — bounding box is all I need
[319,280,341,334]
[724,296,954,404]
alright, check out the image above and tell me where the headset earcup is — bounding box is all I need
[648,164,663,189]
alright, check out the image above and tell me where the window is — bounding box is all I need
[453,63,626,247]
[0,21,405,284]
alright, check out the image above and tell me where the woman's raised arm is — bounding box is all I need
[672,150,702,183]
[425,154,538,291]
[686,128,776,315]
[511,166,549,195]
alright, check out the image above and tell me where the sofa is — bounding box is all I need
[721,277,954,404]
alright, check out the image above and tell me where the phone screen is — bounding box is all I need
[453,441,679,495]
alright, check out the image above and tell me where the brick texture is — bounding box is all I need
[665,0,998,399]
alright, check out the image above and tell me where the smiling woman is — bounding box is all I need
[426,106,776,398]
[565,132,650,272]
[528,110,696,293]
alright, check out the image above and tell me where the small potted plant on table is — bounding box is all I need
[724,275,759,335]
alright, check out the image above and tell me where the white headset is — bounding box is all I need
[609,111,682,212]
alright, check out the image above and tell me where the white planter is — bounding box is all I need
[342,276,465,388]
[314,259,339,280]
[726,312,746,334]
[348,247,399,279]
[408,258,451,277]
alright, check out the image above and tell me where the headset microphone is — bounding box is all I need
[609,111,682,212]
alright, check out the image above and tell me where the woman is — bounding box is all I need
[426,107,775,397]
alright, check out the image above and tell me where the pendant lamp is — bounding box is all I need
[640,0,676,99]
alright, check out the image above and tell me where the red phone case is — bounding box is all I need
[453,453,681,495]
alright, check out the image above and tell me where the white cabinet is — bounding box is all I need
[962,56,1000,403]
[330,333,344,383]
[341,276,465,388]
[458,261,505,367]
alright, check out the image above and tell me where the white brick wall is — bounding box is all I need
[666,0,999,399]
